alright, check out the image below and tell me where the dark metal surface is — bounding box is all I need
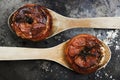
[0,0,120,80]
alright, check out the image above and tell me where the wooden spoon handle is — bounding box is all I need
[0,42,69,68]
[0,47,53,60]
[0,43,69,68]
[48,9,120,34]
[0,43,64,61]
[60,17,120,30]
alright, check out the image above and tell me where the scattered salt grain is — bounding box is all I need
[110,75,113,79]
[107,30,118,39]
[104,30,119,46]
[115,45,120,50]
[105,73,109,77]
[96,74,100,77]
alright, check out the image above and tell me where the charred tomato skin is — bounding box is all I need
[65,34,103,74]
[9,4,52,41]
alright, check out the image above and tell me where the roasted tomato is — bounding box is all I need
[65,34,103,74]
[9,4,52,41]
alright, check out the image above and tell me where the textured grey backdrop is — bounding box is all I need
[0,0,120,80]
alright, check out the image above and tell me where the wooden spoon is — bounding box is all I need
[0,38,111,73]
[8,5,120,39]
[49,9,120,37]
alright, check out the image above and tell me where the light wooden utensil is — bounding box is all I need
[48,9,120,36]
[0,40,111,71]
[8,7,120,38]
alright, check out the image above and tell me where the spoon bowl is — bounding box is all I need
[0,34,111,74]
[8,4,120,41]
